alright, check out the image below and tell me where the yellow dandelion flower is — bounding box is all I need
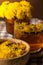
[8,3,14,10]
[20,1,31,7]
[13,2,20,10]
[0,1,10,18]
[2,1,10,5]
[16,9,25,19]
[35,23,42,32]
[23,25,30,32]
[21,6,30,12]
[29,24,35,32]
[0,5,4,18]
[7,3,16,16]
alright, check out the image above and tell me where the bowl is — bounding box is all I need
[0,38,30,65]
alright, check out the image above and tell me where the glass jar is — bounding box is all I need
[6,19,14,35]
[14,18,43,51]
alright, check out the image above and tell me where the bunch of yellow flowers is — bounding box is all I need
[0,1,10,18]
[0,1,32,20]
